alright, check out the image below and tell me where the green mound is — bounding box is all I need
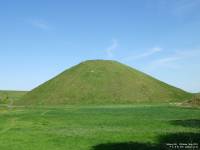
[16,60,192,105]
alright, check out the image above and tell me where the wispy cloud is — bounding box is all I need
[122,46,162,62]
[105,39,118,59]
[29,19,50,30]
[148,56,181,70]
[147,48,200,70]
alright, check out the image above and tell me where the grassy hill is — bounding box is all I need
[0,90,27,104]
[16,60,192,105]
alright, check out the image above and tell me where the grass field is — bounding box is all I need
[0,104,199,150]
[0,90,27,104]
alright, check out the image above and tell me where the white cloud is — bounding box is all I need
[105,39,118,59]
[122,46,162,62]
[137,47,162,58]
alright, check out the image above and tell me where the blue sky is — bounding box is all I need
[0,0,200,92]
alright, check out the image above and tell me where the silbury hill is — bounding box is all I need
[16,60,192,105]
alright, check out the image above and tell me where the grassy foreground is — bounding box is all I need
[0,105,199,150]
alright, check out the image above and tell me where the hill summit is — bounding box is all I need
[17,60,192,105]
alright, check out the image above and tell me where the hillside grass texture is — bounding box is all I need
[16,60,192,106]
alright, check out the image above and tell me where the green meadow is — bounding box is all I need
[0,104,199,150]
[0,91,27,104]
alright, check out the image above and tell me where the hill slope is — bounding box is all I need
[16,60,192,105]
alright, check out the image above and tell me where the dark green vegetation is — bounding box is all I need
[0,105,199,150]
[17,60,192,106]
[93,132,200,150]
[0,90,27,104]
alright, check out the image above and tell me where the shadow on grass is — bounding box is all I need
[92,142,157,150]
[92,133,200,150]
[170,119,200,129]
[159,132,200,144]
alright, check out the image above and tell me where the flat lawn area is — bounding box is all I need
[0,105,199,150]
